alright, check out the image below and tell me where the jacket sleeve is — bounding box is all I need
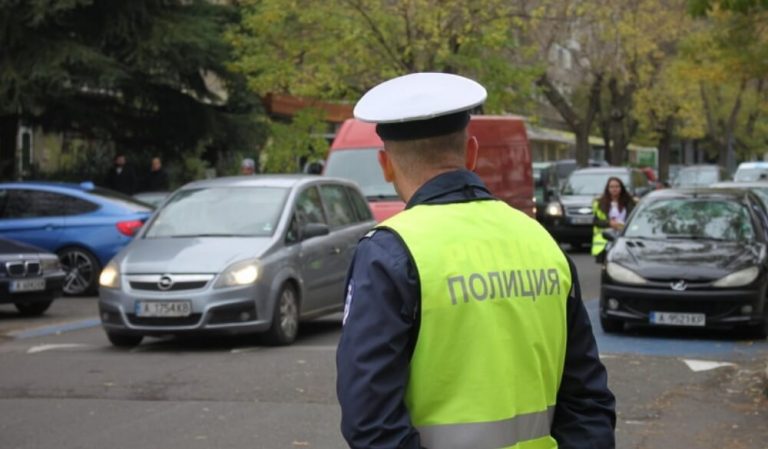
[552,254,616,449]
[592,200,610,228]
[336,231,423,449]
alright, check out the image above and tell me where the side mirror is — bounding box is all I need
[602,229,619,242]
[302,222,330,240]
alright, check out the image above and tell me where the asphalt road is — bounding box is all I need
[0,250,766,449]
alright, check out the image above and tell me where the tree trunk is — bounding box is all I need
[0,115,18,180]
[656,115,675,184]
[536,72,603,167]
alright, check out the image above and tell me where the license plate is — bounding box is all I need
[570,216,592,225]
[135,301,192,317]
[650,312,706,327]
[10,278,46,293]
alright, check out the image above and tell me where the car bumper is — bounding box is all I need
[0,275,65,304]
[542,218,592,244]
[600,283,767,328]
[99,283,275,336]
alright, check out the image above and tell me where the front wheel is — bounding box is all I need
[600,315,624,333]
[106,332,143,348]
[266,284,300,345]
[15,300,53,316]
[57,247,101,296]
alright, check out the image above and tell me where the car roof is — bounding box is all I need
[711,181,768,188]
[569,167,633,175]
[179,174,358,190]
[737,161,768,169]
[0,180,97,193]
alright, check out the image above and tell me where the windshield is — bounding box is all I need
[624,198,754,241]
[143,186,289,238]
[324,149,398,198]
[673,167,719,187]
[562,172,629,196]
[735,168,768,182]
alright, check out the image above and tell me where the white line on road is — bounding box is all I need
[27,343,94,354]
[682,359,736,372]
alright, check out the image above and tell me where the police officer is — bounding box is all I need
[336,73,616,449]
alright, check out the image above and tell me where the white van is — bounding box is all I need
[734,161,768,182]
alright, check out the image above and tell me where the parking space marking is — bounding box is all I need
[9,318,100,340]
[27,343,94,354]
[681,359,736,372]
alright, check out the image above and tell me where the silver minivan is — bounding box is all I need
[98,175,375,347]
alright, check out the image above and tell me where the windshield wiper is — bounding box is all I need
[665,235,728,242]
[367,194,400,201]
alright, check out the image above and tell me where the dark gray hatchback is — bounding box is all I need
[99,175,375,347]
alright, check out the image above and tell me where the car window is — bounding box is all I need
[625,199,754,242]
[144,186,289,238]
[0,189,88,218]
[346,186,373,222]
[324,149,398,198]
[296,186,327,225]
[319,184,356,228]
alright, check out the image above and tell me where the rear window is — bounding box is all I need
[90,187,154,212]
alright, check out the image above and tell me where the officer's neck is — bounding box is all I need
[395,166,461,203]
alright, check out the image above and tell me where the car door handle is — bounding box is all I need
[329,247,341,255]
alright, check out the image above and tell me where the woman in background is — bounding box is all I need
[592,177,636,262]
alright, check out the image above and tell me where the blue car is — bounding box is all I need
[0,182,153,295]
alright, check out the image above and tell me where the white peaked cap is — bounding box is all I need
[353,72,487,124]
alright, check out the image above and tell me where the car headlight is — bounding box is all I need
[40,257,61,273]
[215,259,259,288]
[606,262,648,285]
[99,262,120,289]
[545,202,563,217]
[712,266,759,287]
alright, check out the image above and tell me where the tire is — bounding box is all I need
[107,332,143,348]
[600,315,624,333]
[15,300,53,316]
[266,284,300,345]
[57,247,101,296]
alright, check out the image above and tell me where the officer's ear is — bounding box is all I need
[465,136,479,171]
[377,149,396,183]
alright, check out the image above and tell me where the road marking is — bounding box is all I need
[27,343,93,354]
[682,359,736,372]
[9,318,100,340]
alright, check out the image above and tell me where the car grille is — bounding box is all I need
[129,281,208,291]
[620,298,740,318]
[126,314,202,326]
[3,261,41,277]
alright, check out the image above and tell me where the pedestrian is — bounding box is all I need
[141,156,170,192]
[241,158,256,175]
[336,73,616,449]
[104,153,137,195]
[592,176,636,263]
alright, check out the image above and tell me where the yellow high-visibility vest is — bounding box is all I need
[379,199,571,449]
[592,200,608,256]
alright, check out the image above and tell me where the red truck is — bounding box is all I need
[324,116,534,222]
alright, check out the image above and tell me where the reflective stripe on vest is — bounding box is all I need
[417,406,555,449]
[379,200,571,449]
[592,199,607,256]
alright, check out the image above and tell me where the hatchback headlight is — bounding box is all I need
[99,262,120,289]
[545,202,563,217]
[215,259,259,288]
[712,267,759,288]
[606,262,647,285]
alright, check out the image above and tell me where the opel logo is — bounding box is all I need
[158,275,174,291]
[670,280,687,291]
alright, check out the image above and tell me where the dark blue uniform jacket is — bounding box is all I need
[336,169,616,449]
